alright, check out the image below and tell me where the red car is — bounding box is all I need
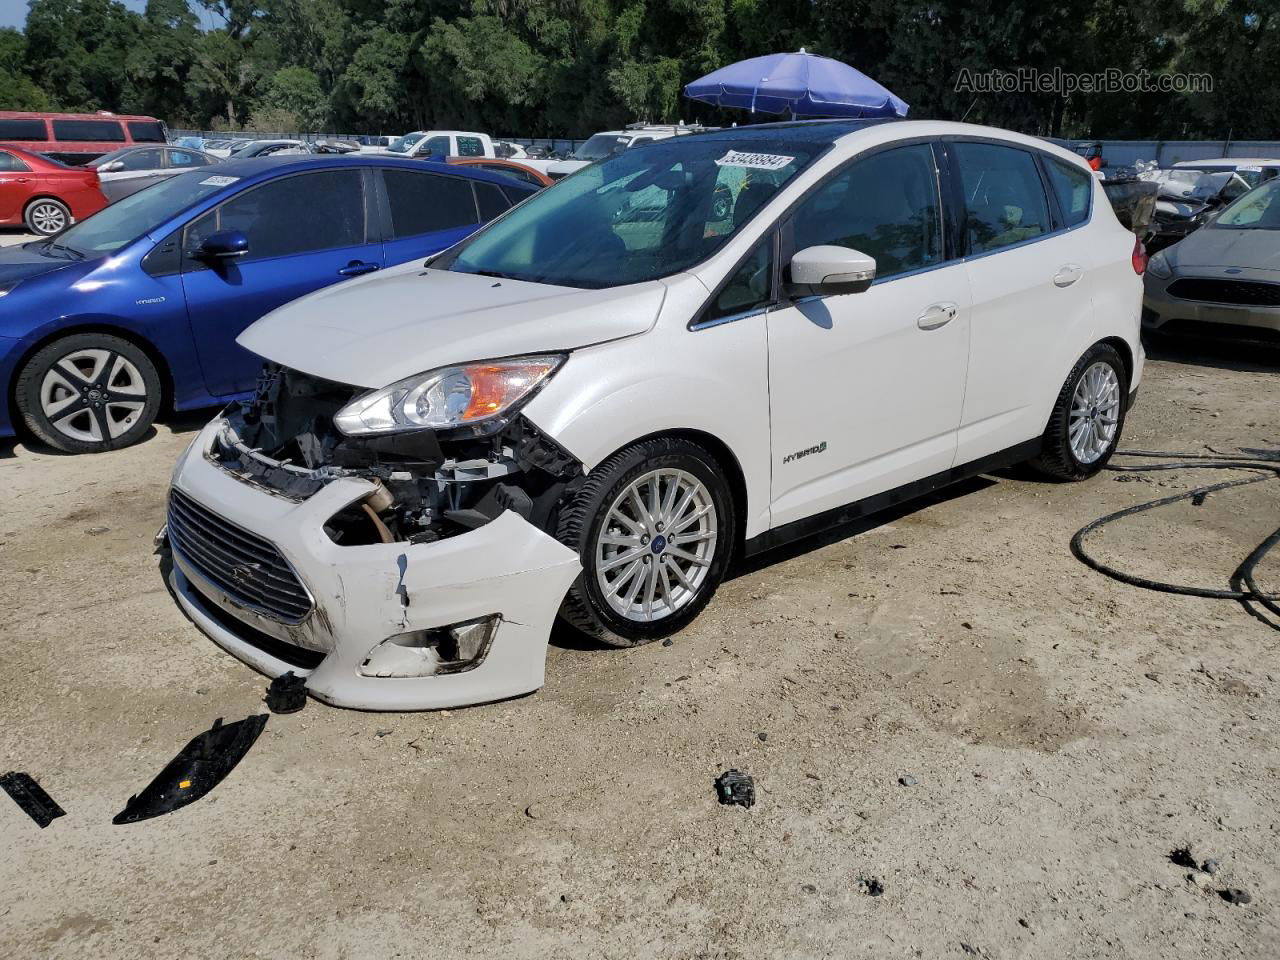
[0,144,108,236]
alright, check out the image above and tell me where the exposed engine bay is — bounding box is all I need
[210,364,583,547]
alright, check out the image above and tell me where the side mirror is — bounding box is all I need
[789,245,876,295]
[195,229,249,260]
[99,160,124,172]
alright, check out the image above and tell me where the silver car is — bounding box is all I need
[1143,178,1280,343]
[89,145,219,202]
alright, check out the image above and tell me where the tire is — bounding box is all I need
[24,198,71,236]
[14,333,162,453]
[1030,342,1129,481]
[556,437,736,647]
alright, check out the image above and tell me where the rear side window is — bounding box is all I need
[954,142,1051,254]
[1045,157,1092,227]
[457,136,485,157]
[167,149,210,168]
[127,121,166,143]
[186,170,367,263]
[0,118,47,140]
[792,142,943,279]
[0,150,30,172]
[53,119,126,142]
[474,182,509,222]
[383,170,478,237]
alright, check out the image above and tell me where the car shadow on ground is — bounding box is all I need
[1144,333,1280,373]
[0,406,217,459]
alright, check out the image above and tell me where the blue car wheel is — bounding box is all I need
[14,333,162,453]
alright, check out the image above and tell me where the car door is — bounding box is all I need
[764,141,972,529]
[180,167,383,398]
[950,141,1094,463]
[0,150,33,222]
[377,167,485,267]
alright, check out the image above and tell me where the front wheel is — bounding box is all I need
[556,437,735,647]
[1030,342,1129,480]
[14,333,162,453]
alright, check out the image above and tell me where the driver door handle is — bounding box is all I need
[338,261,380,277]
[1054,264,1083,287]
[917,301,958,330]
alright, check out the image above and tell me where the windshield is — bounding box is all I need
[386,133,425,154]
[444,136,817,289]
[573,134,629,161]
[1213,179,1280,230]
[54,172,233,257]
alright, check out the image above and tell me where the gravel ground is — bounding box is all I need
[1,340,1278,959]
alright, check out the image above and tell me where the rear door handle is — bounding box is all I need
[338,261,380,277]
[917,301,958,330]
[1054,264,1083,287]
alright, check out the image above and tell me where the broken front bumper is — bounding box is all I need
[167,420,582,710]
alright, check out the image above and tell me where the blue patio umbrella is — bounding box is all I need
[684,49,908,119]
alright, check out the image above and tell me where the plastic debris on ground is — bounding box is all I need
[715,769,755,808]
[1,771,66,828]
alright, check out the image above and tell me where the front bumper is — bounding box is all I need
[168,420,582,710]
[1143,272,1280,340]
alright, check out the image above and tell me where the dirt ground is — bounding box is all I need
[1,338,1278,959]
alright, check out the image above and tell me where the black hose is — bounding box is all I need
[1069,448,1280,629]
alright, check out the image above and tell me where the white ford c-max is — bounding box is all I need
[164,119,1146,710]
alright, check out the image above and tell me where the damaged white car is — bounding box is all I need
[164,119,1145,710]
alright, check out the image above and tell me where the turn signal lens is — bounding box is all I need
[334,355,564,436]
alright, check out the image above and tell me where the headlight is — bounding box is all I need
[333,355,564,436]
[1147,250,1173,279]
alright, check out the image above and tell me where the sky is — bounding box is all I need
[0,0,218,30]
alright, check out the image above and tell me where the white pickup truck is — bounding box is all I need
[372,130,495,159]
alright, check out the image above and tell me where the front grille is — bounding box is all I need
[167,488,313,624]
[1167,278,1280,307]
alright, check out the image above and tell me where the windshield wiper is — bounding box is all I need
[41,239,84,261]
[464,268,524,282]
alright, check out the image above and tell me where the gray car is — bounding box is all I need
[89,145,219,203]
[1143,178,1280,343]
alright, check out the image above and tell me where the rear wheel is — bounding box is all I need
[557,437,735,647]
[1030,343,1128,480]
[14,333,161,453]
[24,198,71,236]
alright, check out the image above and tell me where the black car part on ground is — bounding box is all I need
[1071,447,1280,630]
[714,769,756,808]
[112,715,268,825]
[265,671,308,714]
[212,364,585,547]
[1,771,66,828]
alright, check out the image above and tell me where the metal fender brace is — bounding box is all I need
[209,364,586,548]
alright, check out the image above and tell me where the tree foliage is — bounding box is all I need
[1,0,1273,138]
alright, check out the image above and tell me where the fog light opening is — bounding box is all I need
[359,615,501,678]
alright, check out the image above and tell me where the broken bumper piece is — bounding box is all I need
[167,420,582,711]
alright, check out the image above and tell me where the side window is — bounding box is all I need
[0,119,47,140]
[792,142,943,279]
[52,119,126,142]
[185,170,366,263]
[167,149,209,168]
[474,182,509,222]
[457,136,484,157]
[1044,157,1092,228]
[704,237,774,323]
[0,151,30,172]
[117,148,165,170]
[127,121,167,143]
[420,136,451,157]
[954,142,1052,254]
[382,170,478,237]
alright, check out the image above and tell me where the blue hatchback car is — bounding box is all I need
[0,154,539,452]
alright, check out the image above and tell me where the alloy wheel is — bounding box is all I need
[39,348,148,445]
[1069,361,1121,464]
[29,202,67,235]
[594,468,718,622]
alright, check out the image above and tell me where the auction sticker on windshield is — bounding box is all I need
[199,176,240,187]
[715,151,795,171]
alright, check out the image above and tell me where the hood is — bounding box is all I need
[1171,227,1280,272]
[238,260,666,388]
[0,242,86,286]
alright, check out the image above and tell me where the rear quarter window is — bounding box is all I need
[1045,157,1093,227]
[127,121,166,143]
[0,118,48,140]
[53,119,126,142]
[457,136,485,157]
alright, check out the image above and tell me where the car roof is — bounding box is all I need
[208,154,541,192]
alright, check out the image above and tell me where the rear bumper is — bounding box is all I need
[168,419,582,710]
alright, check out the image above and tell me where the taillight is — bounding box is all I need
[1131,236,1147,275]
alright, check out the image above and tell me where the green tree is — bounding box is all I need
[253,65,330,129]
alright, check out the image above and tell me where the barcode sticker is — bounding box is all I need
[715,150,795,171]
[199,175,240,187]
